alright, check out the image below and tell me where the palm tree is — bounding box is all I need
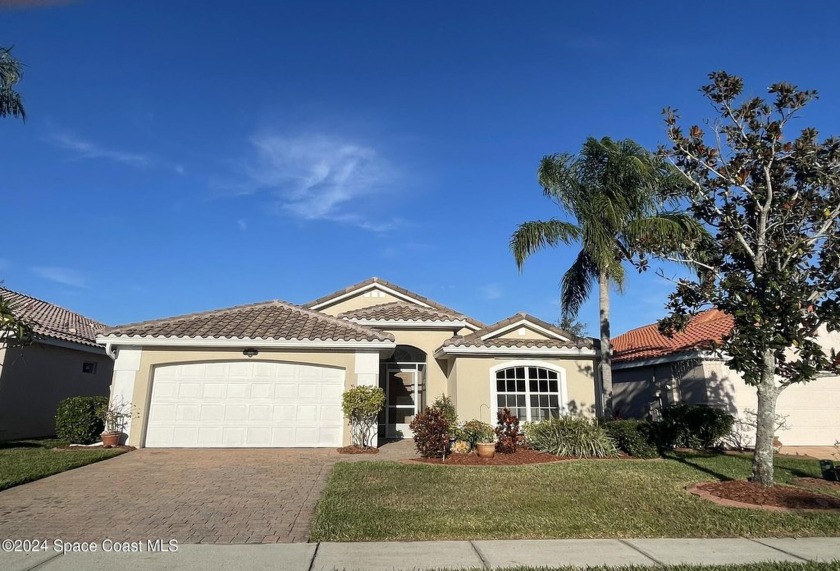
[511,137,704,417]
[0,46,25,121]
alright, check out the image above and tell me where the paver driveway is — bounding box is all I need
[0,448,343,544]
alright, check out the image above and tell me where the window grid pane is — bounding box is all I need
[497,366,563,423]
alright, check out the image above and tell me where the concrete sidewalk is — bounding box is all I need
[4,537,839,570]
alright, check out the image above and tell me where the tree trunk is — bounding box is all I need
[599,271,613,418]
[752,349,779,486]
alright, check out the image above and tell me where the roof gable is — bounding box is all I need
[304,277,484,330]
[0,287,106,347]
[612,309,733,363]
[439,313,595,353]
[100,299,394,344]
[478,313,571,342]
[339,301,467,325]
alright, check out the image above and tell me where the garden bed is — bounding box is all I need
[689,480,840,512]
[412,448,560,465]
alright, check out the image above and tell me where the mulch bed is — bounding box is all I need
[689,480,840,512]
[413,448,573,466]
[337,445,379,455]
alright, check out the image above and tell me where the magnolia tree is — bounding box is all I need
[660,72,840,485]
[341,385,385,449]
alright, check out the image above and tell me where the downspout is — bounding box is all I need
[104,342,117,360]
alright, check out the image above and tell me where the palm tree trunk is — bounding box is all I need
[599,270,613,418]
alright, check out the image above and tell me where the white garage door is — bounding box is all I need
[145,361,344,448]
[777,376,840,446]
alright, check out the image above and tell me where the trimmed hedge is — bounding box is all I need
[603,419,659,458]
[55,396,108,444]
[655,404,735,449]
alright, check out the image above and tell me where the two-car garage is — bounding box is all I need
[144,361,345,448]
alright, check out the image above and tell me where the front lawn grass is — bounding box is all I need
[0,439,127,491]
[441,565,837,571]
[311,452,840,541]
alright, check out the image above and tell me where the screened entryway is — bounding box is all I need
[492,364,567,422]
[380,345,426,438]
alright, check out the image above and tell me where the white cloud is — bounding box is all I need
[50,132,186,175]
[51,133,151,167]
[482,284,503,301]
[242,133,397,230]
[236,219,248,231]
[33,266,88,288]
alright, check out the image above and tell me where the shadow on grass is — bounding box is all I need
[664,450,816,482]
[0,441,45,450]
[663,450,738,482]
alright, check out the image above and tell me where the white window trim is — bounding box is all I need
[489,360,568,423]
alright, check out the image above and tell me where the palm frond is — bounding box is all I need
[561,250,598,317]
[510,219,582,270]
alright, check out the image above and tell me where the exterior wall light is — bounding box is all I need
[243,348,259,358]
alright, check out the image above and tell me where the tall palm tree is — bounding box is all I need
[511,137,703,417]
[0,46,26,121]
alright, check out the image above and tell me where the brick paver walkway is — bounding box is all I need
[0,444,412,545]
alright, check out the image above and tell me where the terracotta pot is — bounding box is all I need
[101,432,121,447]
[476,442,496,459]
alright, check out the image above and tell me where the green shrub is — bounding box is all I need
[603,419,659,458]
[410,407,450,458]
[655,404,735,449]
[55,396,108,444]
[456,419,495,448]
[431,394,458,427]
[495,408,520,453]
[341,385,385,449]
[524,416,618,458]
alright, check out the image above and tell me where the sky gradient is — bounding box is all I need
[2,1,840,336]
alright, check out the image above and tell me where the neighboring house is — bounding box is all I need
[611,309,840,446]
[97,277,600,448]
[0,288,114,440]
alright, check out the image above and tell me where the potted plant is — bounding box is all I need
[473,421,497,459]
[98,399,131,447]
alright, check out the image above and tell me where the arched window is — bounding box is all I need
[492,364,566,422]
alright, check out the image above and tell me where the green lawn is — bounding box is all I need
[0,439,127,491]
[439,566,837,571]
[311,452,840,541]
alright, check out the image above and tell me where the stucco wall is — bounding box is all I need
[0,342,113,440]
[316,291,402,316]
[449,356,598,424]
[496,325,557,340]
[127,347,361,447]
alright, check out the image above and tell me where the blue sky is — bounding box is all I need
[2,1,840,336]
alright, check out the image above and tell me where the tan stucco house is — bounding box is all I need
[611,309,840,446]
[0,288,114,440]
[97,278,600,448]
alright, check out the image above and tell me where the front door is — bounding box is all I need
[384,365,423,438]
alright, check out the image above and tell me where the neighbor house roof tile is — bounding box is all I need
[0,287,107,347]
[303,277,485,329]
[611,309,733,363]
[100,300,394,343]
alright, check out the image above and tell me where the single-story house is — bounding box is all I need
[611,309,840,446]
[97,277,600,448]
[0,288,114,440]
